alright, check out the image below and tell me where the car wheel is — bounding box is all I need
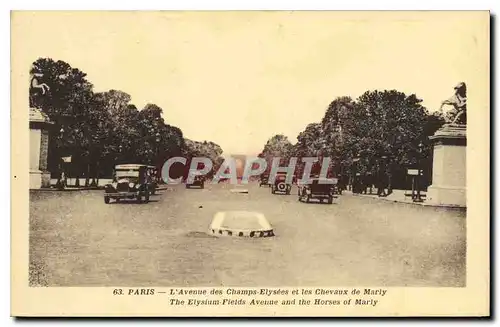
[116,198,120,203]
[104,196,110,204]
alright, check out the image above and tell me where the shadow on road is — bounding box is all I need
[107,199,160,205]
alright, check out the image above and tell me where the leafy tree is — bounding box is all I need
[182,139,224,178]
[293,123,325,158]
[30,57,225,184]
[258,134,294,170]
[31,58,97,185]
[258,89,442,189]
[321,97,354,165]
[343,90,429,168]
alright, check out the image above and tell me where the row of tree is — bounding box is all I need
[258,90,447,190]
[30,58,225,185]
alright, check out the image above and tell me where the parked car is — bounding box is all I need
[186,175,205,189]
[104,164,152,204]
[271,172,292,195]
[259,173,270,187]
[298,177,338,204]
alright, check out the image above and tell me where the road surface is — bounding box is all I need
[29,182,466,287]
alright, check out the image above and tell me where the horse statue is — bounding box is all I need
[29,66,50,108]
[439,82,467,125]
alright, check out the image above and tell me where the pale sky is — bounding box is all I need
[13,11,488,155]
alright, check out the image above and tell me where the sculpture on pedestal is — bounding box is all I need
[426,82,467,207]
[439,82,467,125]
[29,66,51,108]
[29,65,53,189]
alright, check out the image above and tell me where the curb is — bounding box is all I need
[30,187,102,192]
[352,193,466,209]
[209,228,275,238]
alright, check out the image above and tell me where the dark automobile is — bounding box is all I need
[271,172,292,195]
[298,177,338,204]
[259,173,270,187]
[186,175,205,189]
[104,164,152,204]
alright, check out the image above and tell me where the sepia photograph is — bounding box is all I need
[11,10,490,316]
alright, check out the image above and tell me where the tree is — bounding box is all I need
[182,139,224,178]
[343,90,429,168]
[258,134,294,171]
[321,97,354,164]
[258,89,437,190]
[31,58,98,185]
[293,123,325,158]
[31,57,225,184]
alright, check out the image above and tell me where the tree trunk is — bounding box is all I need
[92,160,100,187]
[85,163,90,187]
[387,163,393,195]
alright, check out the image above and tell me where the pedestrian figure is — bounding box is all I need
[61,171,67,188]
[361,174,368,194]
[377,172,387,197]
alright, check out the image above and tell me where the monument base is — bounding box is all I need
[426,185,466,207]
[30,170,51,189]
[426,123,466,207]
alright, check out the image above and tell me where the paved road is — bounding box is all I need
[29,182,466,287]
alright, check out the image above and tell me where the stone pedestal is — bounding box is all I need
[426,124,466,207]
[29,108,53,189]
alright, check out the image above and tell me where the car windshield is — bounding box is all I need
[310,179,333,186]
[115,169,140,182]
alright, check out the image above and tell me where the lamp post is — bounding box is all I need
[155,132,161,183]
[118,145,123,164]
[413,142,425,203]
[56,127,65,189]
[352,153,360,193]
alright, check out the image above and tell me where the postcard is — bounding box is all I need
[11,10,490,317]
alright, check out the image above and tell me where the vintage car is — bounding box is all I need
[298,177,338,204]
[186,175,205,189]
[259,173,270,187]
[271,172,292,195]
[104,164,152,204]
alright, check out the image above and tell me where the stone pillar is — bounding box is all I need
[426,124,466,207]
[29,108,53,189]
